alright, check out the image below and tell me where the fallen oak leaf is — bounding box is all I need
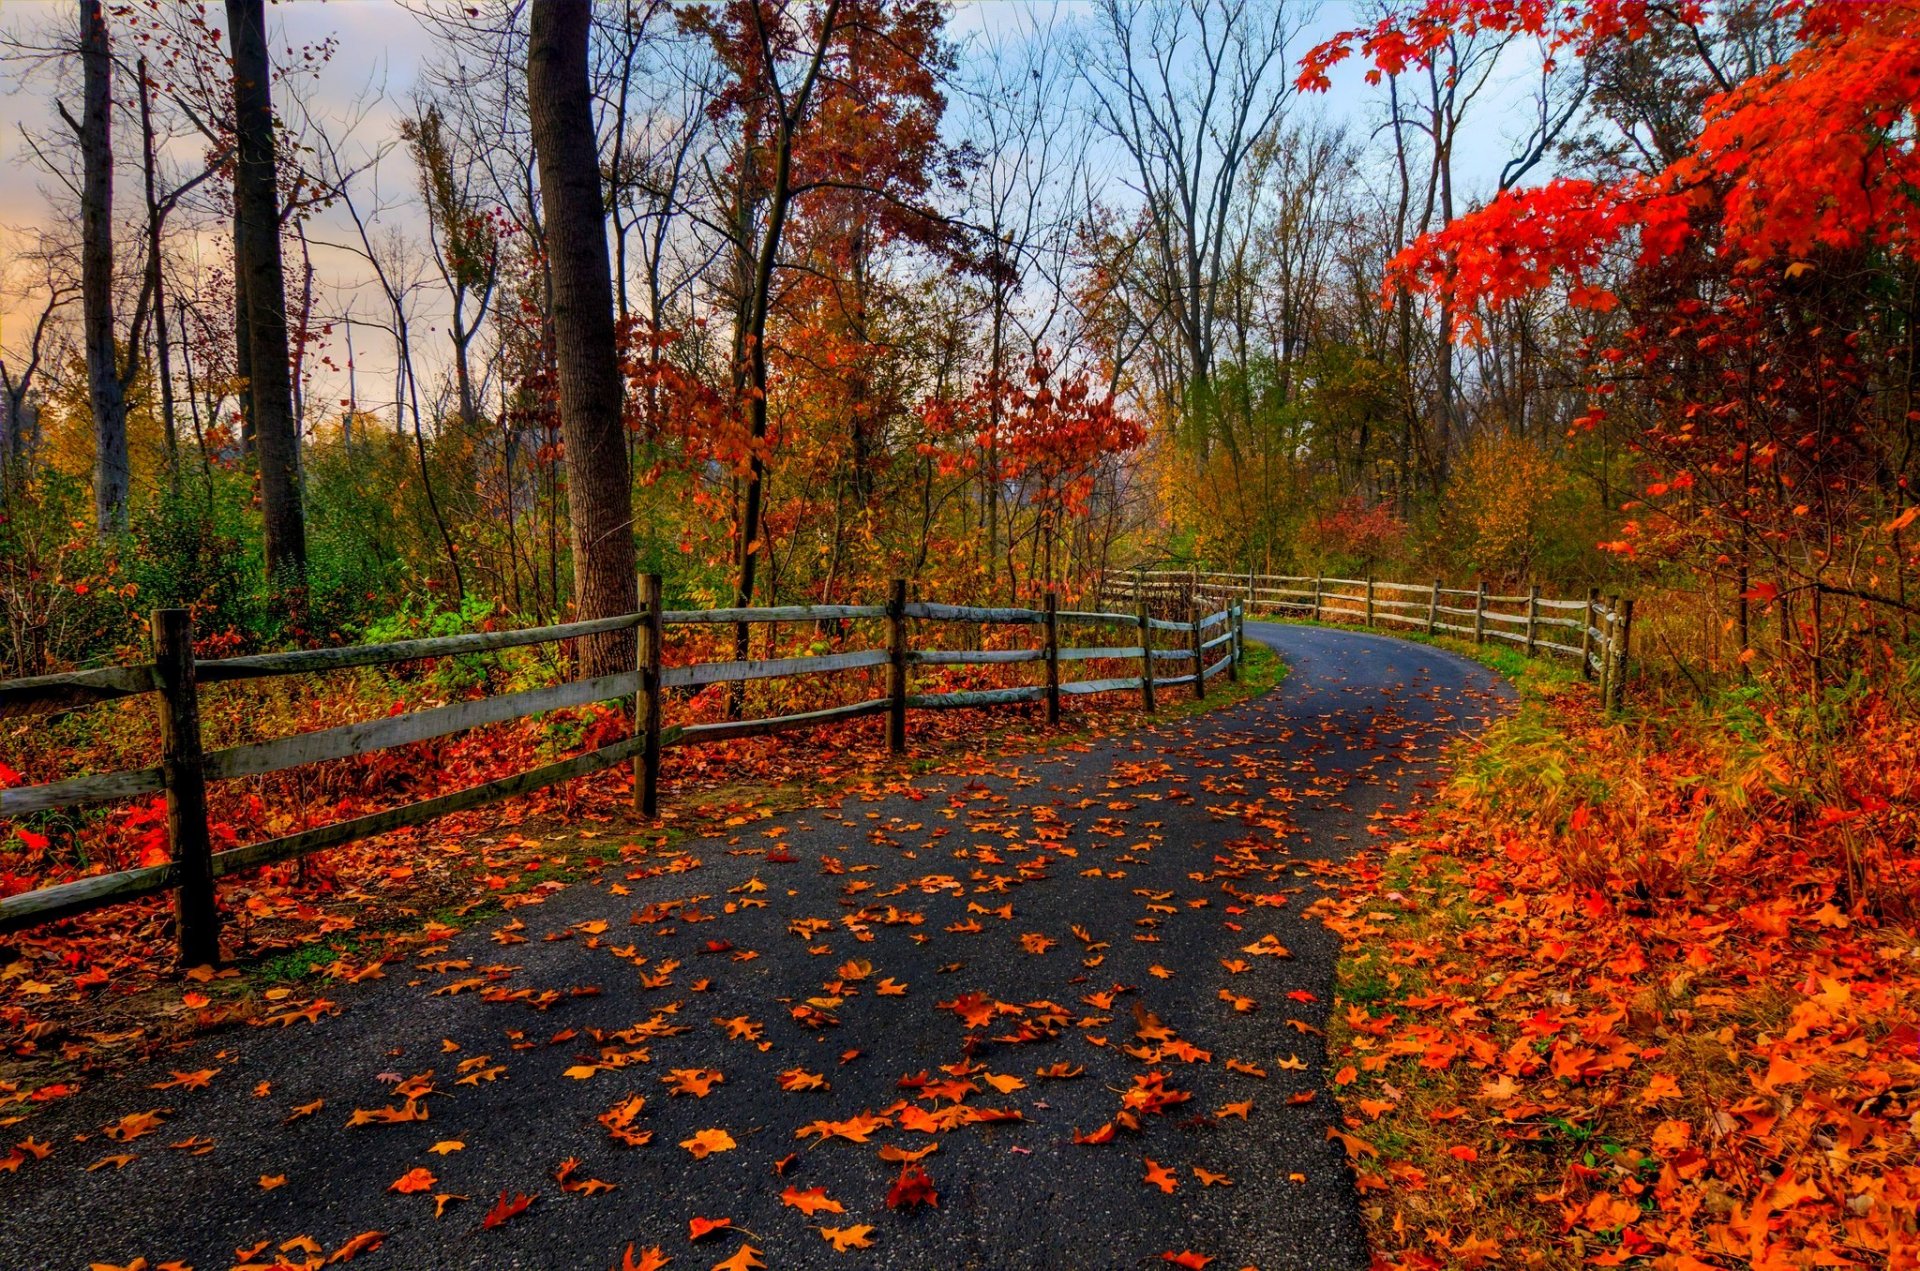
[390,1167,437,1195]
[616,1245,671,1271]
[328,1230,386,1263]
[680,1128,737,1158]
[710,1246,764,1271]
[1162,1254,1213,1269]
[886,1163,939,1210]
[1142,1158,1177,1193]
[780,1185,844,1216]
[878,1143,937,1162]
[688,1217,732,1241]
[433,1193,468,1219]
[819,1225,876,1252]
[481,1191,537,1230]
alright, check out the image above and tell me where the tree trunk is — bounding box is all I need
[78,0,129,536]
[528,0,637,677]
[227,0,306,592]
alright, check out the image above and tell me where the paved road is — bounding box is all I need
[2,624,1508,1271]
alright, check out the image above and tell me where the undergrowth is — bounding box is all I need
[1314,643,1920,1268]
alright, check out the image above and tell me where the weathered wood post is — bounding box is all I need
[1247,566,1256,607]
[153,608,218,967]
[1364,574,1375,627]
[1579,588,1598,681]
[1226,601,1241,683]
[1044,591,1060,725]
[1190,600,1206,700]
[1474,580,1487,645]
[1599,594,1617,703]
[1312,575,1323,622]
[1608,597,1635,712]
[1525,583,1540,657]
[1137,599,1156,715]
[887,579,908,753]
[1426,579,1441,636]
[636,573,664,817]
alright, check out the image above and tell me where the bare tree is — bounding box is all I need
[527,0,636,674]
[1083,0,1308,474]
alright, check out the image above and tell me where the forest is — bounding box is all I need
[1,2,1918,1269]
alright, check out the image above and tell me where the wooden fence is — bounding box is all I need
[1104,568,1635,706]
[0,578,1244,956]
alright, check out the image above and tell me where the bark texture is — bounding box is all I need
[527,0,637,675]
[78,0,128,535]
[227,0,306,589]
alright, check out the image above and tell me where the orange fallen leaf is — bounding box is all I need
[390,1167,437,1195]
[710,1246,764,1271]
[680,1128,736,1158]
[617,1245,671,1271]
[688,1216,732,1241]
[781,1185,844,1216]
[1143,1158,1177,1193]
[820,1225,876,1251]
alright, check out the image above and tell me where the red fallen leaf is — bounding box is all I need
[1073,1122,1116,1145]
[688,1216,732,1241]
[1162,1254,1212,1269]
[481,1190,536,1230]
[886,1163,939,1210]
[1448,1145,1479,1161]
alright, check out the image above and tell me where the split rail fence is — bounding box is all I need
[1104,568,1634,703]
[0,577,1243,958]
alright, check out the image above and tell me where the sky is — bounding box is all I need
[0,0,1555,427]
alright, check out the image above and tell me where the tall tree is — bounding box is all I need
[527,0,637,674]
[73,0,128,534]
[226,0,306,591]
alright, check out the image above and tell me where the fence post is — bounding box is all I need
[1365,574,1375,627]
[153,608,218,968]
[1312,575,1323,622]
[1579,587,1597,681]
[1599,594,1617,703]
[1525,583,1540,657]
[1608,597,1635,712]
[1044,591,1060,725]
[636,573,664,817]
[1137,599,1156,714]
[1226,601,1240,683]
[1426,579,1440,636]
[888,579,908,753]
[1474,581,1487,645]
[1190,601,1206,700]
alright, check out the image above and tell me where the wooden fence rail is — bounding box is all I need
[0,578,1244,954]
[1104,568,1633,705]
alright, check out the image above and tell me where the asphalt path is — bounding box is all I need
[1,623,1509,1271]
